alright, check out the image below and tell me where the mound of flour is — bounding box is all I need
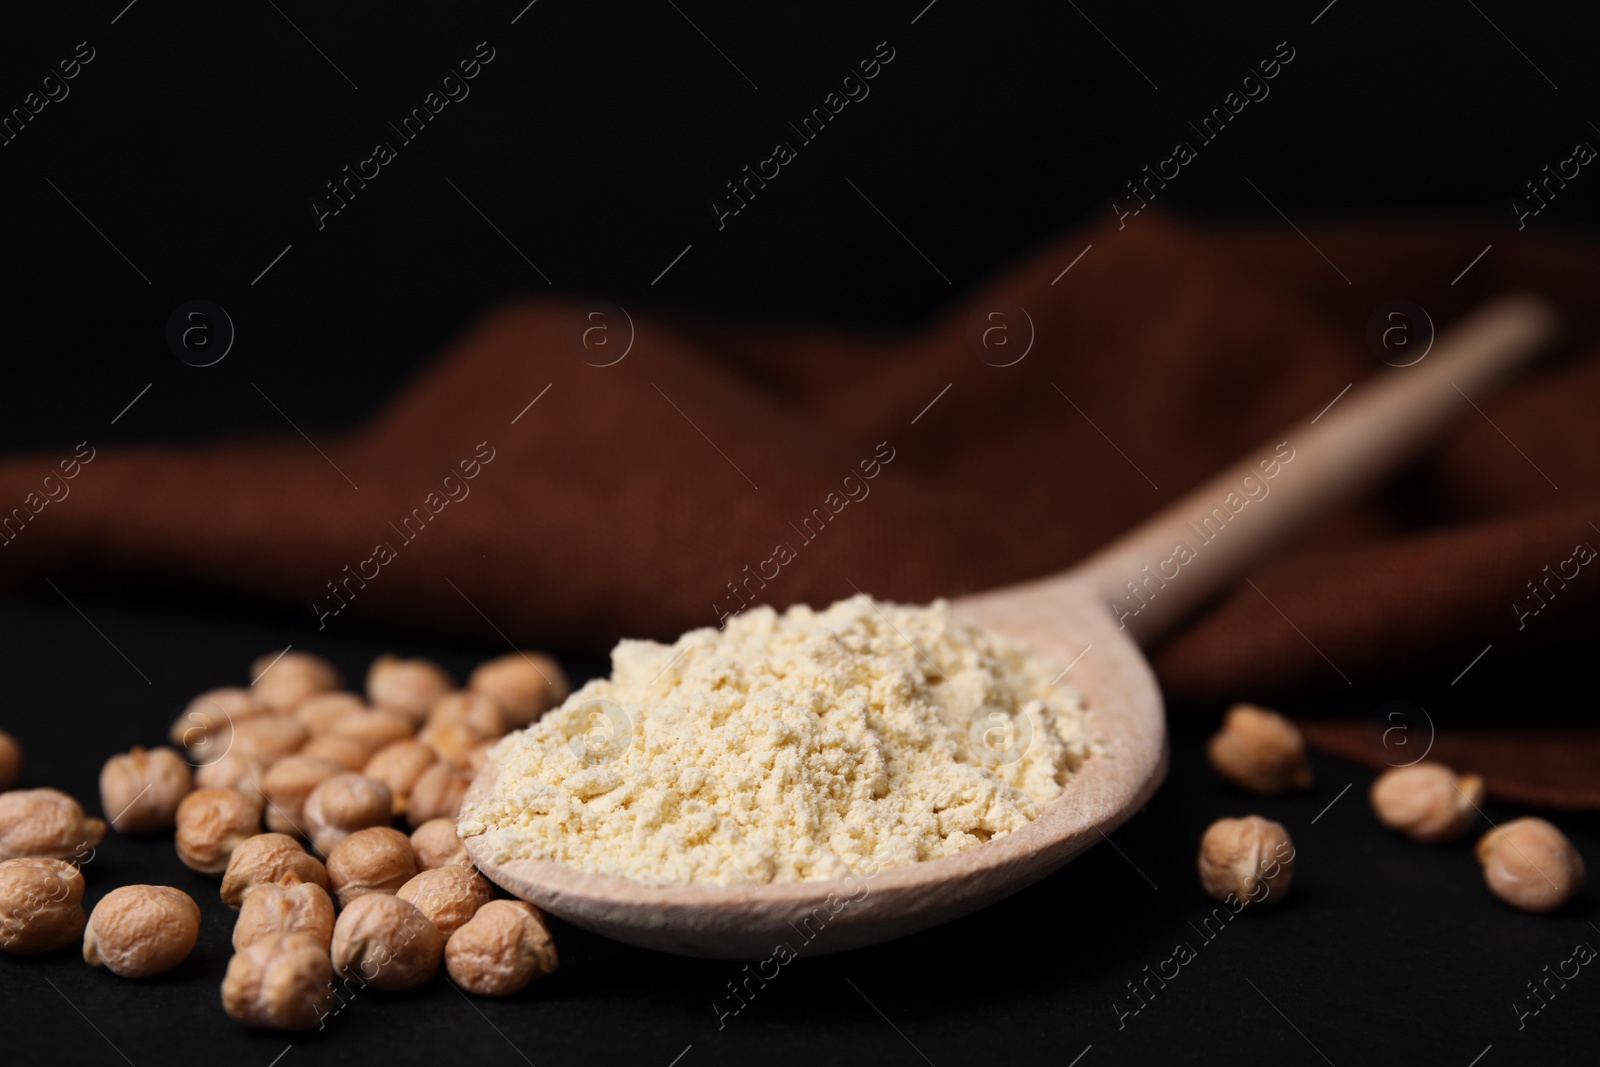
[460,595,1093,885]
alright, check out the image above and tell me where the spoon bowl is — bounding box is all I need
[462,578,1162,958]
[463,296,1557,958]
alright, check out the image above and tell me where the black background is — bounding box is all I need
[2,1,1598,1064]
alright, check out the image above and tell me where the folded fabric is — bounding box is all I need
[4,212,1596,805]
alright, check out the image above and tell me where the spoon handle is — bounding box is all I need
[1068,294,1559,646]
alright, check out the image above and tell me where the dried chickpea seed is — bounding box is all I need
[304,773,392,854]
[326,826,418,908]
[1369,762,1483,844]
[419,718,486,769]
[195,753,265,800]
[331,892,443,991]
[175,788,262,875]
[469,652,568,727]
[100,746,192,835]
[330,708,414,751]
[228,715,309,766]
[261,755,344,836]
[299,734,377,773]
[294,691,366,736]
[0,729,21,791]
[83,885,200,978]
[222,931,337,1030]
[1197,815,1296,907]
[1206,704,1313,794]
[169,687,267,751]
[0,857,86,954]
[398,865,493,941]
[233,874,335,951]
[446,900,558,996]
[411,818,469,870]
[221,833,329,907]
[406,763,470,828]
[427,691,508,740]
[250,650,341,712]
[0,787,107,860]
[367,655,454,725]
[364,739,439,815]
[1476,817,1586,913]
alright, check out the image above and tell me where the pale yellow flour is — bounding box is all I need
[459,595,1093,885]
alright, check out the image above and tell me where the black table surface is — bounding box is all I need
[2,593,1595,1067]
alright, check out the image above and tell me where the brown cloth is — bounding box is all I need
[4,212,1597,805]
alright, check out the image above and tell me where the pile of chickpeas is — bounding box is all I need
[0,648,568,1030]
[1197,703,1587,913]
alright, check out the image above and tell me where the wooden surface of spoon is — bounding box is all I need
[463,296,1557,958]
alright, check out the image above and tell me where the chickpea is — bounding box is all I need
[419,718,485,769]
[221,833,330,907]
[446,900,558,996]
[175,788,262,875]
[0,857,86,954]
[1369,762,1483,844]
[169,687,267,751]
[1197,816,1295,907]
[299,734,377,772]
[1476,818,1585,913]
[364,740,438,815]
[222,931,337,1030]
[427,692,507,740]
[330,709,415,751]
[398,866,492,941]
[0,788,107,861]
[100,746,192,835]
[406,764,471,828]
[304,774,393,854]
[0,728,21,791]
[83,885,200,978]
[1206,704,1312,794]
[250,650,341,712]
[294,691,366,736]
[261,755,344,836]
[196,754,266,800]
[367,655,454,725]
[233,874,335,951]
[411,818,469,870]
[229,715,309,766]
[331,893,443,991]
[325,826,418,908]
[469,652,568,727]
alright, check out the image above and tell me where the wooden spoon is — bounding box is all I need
[463,296,1557,958]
